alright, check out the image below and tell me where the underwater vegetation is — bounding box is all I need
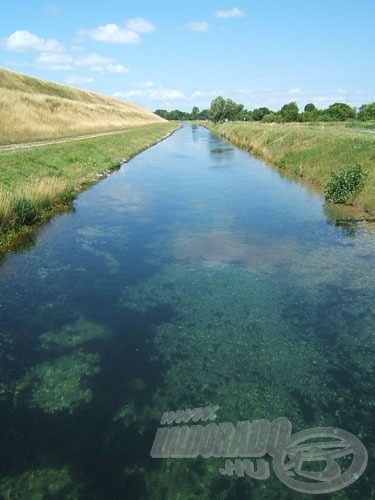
[0,466,79,499]
[11,316,110,414]
[39,315,111,351]
[118,249,375,498]
[25,350,100,414]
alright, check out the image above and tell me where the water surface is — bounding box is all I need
[0,125,373,498]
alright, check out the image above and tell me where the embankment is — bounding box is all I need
[205,122,375,218]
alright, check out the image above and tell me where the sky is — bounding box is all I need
[0,0,374,113]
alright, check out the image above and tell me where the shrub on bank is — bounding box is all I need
[324,165,367,203]
[14,197,36,225]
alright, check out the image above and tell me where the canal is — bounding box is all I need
[0,124,373,498]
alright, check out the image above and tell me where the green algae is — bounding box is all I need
[26,350,100,414]
[39,315,111,351]
[0,466,79,499]
[121,262,333,426]
[118,253,375,497]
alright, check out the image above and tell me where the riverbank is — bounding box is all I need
[204,122,375,219]
[0,123,179,251]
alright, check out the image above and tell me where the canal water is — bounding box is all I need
[0,124,373,498]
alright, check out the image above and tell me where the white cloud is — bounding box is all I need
[185,21,211,32]
[76,53,112,66]
[114,90,142,99]
[5,30,65,53]
[66,76,95,85]
[114,87,186,103]
[33,50,129,73]
[78,24,140,44]
[105,64,129,74]
[215,7,244,18]
[78,18,154,44]
[36,52,73,70]
[288,87,303,95]
[125,18,155,34]
[76,53,129,73]
[149,89,185,100]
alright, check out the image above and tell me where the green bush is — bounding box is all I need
[14,197,36,225]
[324,164,367,203]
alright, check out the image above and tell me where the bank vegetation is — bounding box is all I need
[205,121,375,218]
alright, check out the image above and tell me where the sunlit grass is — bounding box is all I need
[205,122,375,215]
[0,123,179,248]
[0,68,165,145]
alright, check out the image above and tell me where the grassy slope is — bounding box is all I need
[0,68,179,250]
[205,122,375,216]
[0,67,165,145]
[0,123,179,250]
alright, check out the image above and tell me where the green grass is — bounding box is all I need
[0,123,179,250]
[204,122,375,217]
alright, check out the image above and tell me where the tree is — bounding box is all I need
[168,109,190,120]
[279,102,299,122]
[223,98,244,120]
[327,102,355,121]
[209,96,244,122]
[357,102,375,121]
[236,109,253,121]
[304,103,316,112]
[252,107,271,121]
[198,108,210,120]
[301,103,321,122]
[262,112,279,123]
[191,106,200,120]
[209,96,226,122]
[154,109,169,119]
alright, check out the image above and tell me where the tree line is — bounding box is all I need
[155,97,375,123]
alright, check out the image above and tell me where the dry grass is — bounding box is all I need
[19,177,72,210]
[0,67,165,145]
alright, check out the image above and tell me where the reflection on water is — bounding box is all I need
[0,125,374,498]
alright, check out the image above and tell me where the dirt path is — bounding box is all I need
[0,129,135,152]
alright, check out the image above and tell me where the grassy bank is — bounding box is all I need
[0,68,165,145]
[205,122,375,217]
[0,122,179,250]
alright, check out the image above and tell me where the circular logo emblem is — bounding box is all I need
[272,427,368,494]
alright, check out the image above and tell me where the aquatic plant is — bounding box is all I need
[39,315,111,351]
[0,466,79,499]
[27,350,100,413]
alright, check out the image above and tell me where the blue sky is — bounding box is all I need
[0,0,374,112]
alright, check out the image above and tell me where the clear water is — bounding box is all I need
[0,124,373,499]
